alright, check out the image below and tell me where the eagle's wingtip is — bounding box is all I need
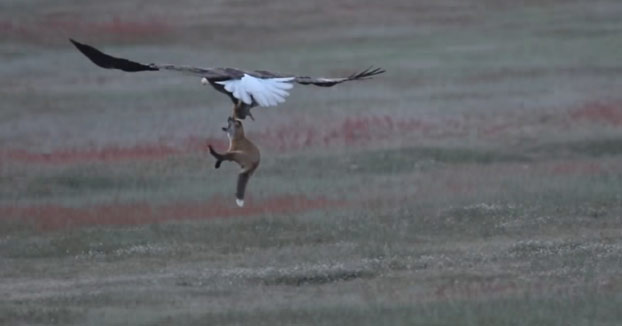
[69,38,86,50]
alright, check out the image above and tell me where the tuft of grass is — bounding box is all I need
[149,291,622,326]
[0,304,82,325]
[533,138,622,157]
[259,268,376,287]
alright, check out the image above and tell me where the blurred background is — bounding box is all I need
[2,0,622,325]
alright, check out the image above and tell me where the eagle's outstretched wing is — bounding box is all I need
[69,39,158,72]
[247,66,385,87]
[70,39,384,108]
[296,67,386,87]
[69,39,233,79]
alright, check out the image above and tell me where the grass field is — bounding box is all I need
[2,0,622,325]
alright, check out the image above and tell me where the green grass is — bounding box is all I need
[535,137,622,157]
[159,294,622,326]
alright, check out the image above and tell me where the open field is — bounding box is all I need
[2,0,622,324]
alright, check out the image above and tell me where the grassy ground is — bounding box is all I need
[2,0,622,325]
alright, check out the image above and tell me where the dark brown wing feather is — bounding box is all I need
[70,39,158,72]
[293,66,386,87]
[246,67,385,87]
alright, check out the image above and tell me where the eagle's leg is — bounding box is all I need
[233,100,255,121]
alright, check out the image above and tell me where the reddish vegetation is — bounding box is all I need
[0,196,343,231]
[570,102,622,126]
[444,180,475,194]
[0,115,437,164]
[254,115,436,151]
[548,162,604,176]
[0,138,228,164]
[479,122,516,137]
[7,99,621,165]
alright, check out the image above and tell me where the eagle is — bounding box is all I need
[70,39,385,120]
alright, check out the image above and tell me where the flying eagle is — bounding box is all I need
[69,39,385,120]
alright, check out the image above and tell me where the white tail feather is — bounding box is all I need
[216,74,294,107]
[236,199,245,207]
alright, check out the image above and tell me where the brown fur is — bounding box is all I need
[208,117,260,206]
